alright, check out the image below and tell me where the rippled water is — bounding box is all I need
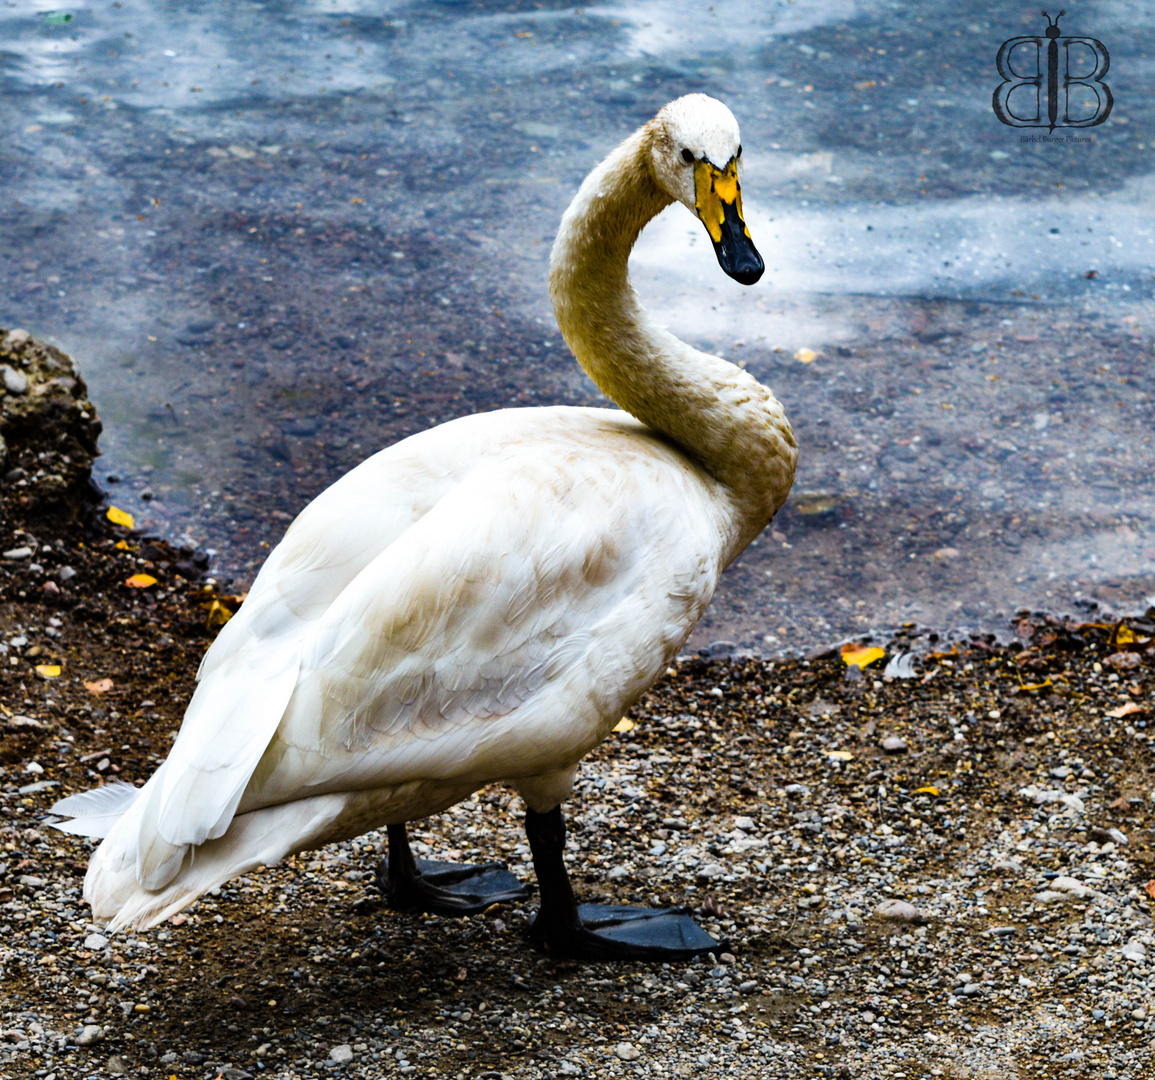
[2,0,1153,651]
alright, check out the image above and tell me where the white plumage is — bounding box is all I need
[53,94,797,935]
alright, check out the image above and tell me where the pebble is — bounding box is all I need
[607,865,630,880]
[614,1042,641,1061]
[881,736,908,753]
[84,933,110,951]
[1,364,28,394]
[697,863,726,880]
[3,547,32,560]
[76,1025,104,1046]
[329,1044,353,1063]
[1090,826,1129,846]
[874,898,922,922]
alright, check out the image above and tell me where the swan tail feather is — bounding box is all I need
[87,793,348,932]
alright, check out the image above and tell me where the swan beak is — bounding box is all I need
[694,159,764,286]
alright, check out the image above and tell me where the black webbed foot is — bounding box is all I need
[525,805,723,961]
[379,824,529,916]
[530,902,723,960]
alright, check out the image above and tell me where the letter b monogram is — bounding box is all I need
[992,11,1113,130]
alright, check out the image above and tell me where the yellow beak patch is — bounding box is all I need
[693,158,748,243]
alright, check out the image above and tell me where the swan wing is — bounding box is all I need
[241,440,726,808]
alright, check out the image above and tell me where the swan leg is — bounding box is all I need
[378,823,529,916]
[525,806,723,961]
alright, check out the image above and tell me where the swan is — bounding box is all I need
[51,94,797,960]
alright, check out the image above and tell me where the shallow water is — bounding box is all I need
[2,0,1153,652]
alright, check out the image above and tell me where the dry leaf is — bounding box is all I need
[1107,702,1145,719]
[841,642,886,669]
[84,678,114,695]
[125,573,158,589]
[613,717,635,733]
[106,506,135,529]
[204,599,233,630]
[34,664,61,678]
[115,539,131,551]
[1019,677,1053,692]
[913,786,940,796]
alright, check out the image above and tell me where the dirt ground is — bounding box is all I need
[2,463,1155,1079]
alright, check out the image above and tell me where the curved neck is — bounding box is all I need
[548,126,797,556]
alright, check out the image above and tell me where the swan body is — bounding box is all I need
[53,94,797,938]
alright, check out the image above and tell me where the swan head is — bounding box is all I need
[649,94,764,286]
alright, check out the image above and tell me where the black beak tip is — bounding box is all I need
[712,200,765,286]
[726,250,764,286]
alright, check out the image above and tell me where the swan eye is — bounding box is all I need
[680,148,694,164]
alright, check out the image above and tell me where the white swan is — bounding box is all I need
[52,94,797,959]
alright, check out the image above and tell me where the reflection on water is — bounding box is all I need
[1,0,1153,651]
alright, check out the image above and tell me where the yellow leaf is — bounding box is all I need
[1114,624,1136,645]
[613,717,635,733]
[206,599,234,630]
[913,786,940,796]
[794,347,819,364]
[841,643,886,668]
[106,506,135,529]
[115,539,131,551]
[1018,677,1053,692]
[85,678,114,695]
[826,750,854,761]
[35,664,61,678]
[125,573,158,588]
[1108,702,1145,719]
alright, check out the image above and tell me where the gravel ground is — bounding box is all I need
[2,336,1155,1079]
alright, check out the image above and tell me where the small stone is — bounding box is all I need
[614,1042,641,1061]
[3,547,32,560]
[881,736,908,753]
[733,816,757,832]
[697,863,726,880]
[1,365,28,394]
[1051,875,1093,897]
[874,898,922,923]
[1049,766,1072,779]
[83,933,109,951]
[58,566,77,582]
[1133,1008,1148,1021]
[4,328,30,349]
[76,1025,104,1046]
[607,865,630,880]
[106,1055,129,1075]
[558,1061,582,1076]
[329,1044,353,1064]
[960,983,982,996]
[1090,826,1128,846]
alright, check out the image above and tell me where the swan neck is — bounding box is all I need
[548,126,797,551]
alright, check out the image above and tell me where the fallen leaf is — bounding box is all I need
[926,646,959,661]
[1019,677,1053,692]
[205,599,233,630]
[841,643,886,669]
[115,539,131,551]
[913,786,940,796]
[1107,702,1145,719]
[613,717,635,733]
[794,347,819,364]
[125,573,158,588]
[826,750,854,761]
[34,664,61,678]
[106,506,135,529]
[84,678,114,695]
